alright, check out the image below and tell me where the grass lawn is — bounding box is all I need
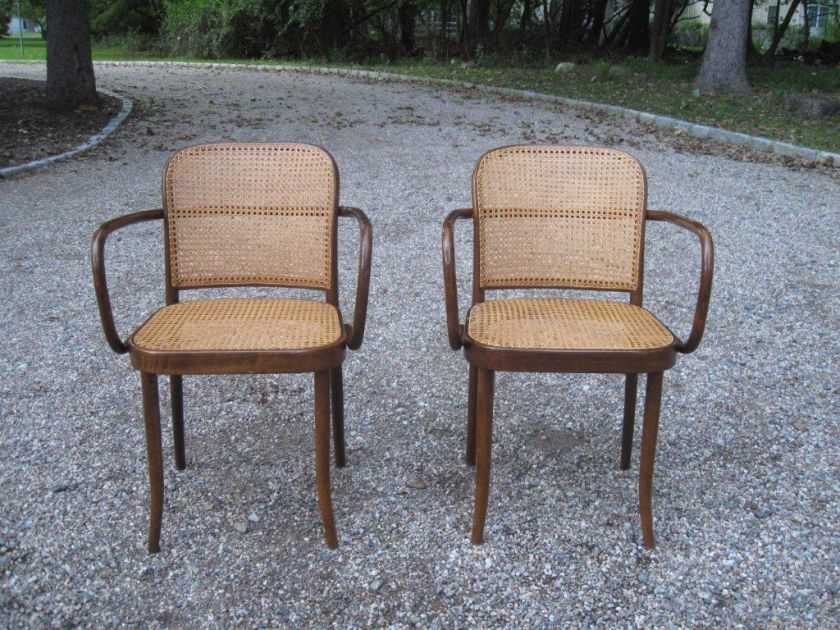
[2,35,838,153]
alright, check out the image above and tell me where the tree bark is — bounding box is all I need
[45,0,98,111]
[626,0,650,54]
[467,0,490,55]
[693,0,752,94]
[399,0,418,54]
[649,0,675,59]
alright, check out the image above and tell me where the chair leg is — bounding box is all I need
[315,370,338,549]
[141,372,164,554]
[170,375,186,471]
[330,366,346,468]
[471,368,495,544]
[639,372,663,549]
[466,365,478,466]
[620,374,638,470]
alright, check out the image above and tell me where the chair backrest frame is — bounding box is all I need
[470,144,649,308]
[160,142,341,308]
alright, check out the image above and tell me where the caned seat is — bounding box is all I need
[466,298,673,351]
[442,145,714,548]
[93,143,372,552]
[132,299,343,352]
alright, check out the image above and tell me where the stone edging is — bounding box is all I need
[0,84,133,178]
[95,60,838,168]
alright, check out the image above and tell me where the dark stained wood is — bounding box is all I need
[128,338,346,375]
[463,340,677,374]
[91,208,164,354]
[471,368,495,544]
[331,366,346,468]
[647,210,715,354]
[442,208,472,350]
[620,373,638,470]
[639,371,663,549]
[338,206,373,350]
[466,364,477,466]
[93,144,373,551]
[442,149,715,549]
[141,372,164,554]
[315,370,338,549]
[170,375,186,471]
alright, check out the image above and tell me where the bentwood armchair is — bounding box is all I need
[92,143,372,551]
[442,145,713,548]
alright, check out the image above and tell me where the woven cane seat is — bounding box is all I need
[132,298,342,352]
[466,298,673,350]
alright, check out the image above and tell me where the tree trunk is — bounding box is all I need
[694,0,752,94]
[801,0,810,50]
[587,0,610,44]
[649,0,675,59]
[45,0,98,111]
[467,0,490,55]
[519,0,533,39]
[626,0,650,54]
[764,0,800,57]
[746,0,761,59]
[399,0,418,54]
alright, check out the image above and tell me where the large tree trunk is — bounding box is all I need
[45,0,98,111]
[693,0,752,94]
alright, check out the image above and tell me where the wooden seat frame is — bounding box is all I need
[92,144,372,552]
[442,147,713,548]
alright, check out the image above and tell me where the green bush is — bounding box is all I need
[162,0,304,59]
[89,0,162,36]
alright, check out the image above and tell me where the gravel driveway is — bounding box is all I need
[1,62,838,628]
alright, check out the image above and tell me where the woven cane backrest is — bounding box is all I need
[163,143,337,290]
[473,146,646,291]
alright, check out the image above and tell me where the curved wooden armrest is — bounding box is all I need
[442,208,474,350]
[338,206,372,351]
[647,209,715,354]
[91,208,164,354]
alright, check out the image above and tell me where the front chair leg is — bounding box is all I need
[330,366,346,468]
[639,372,664,549]
[466,365,478,466]
[620,373,638,470]
[315,370,338,548]
[471,368,495,544]
[141,372,164,553]
[170,375,186,470]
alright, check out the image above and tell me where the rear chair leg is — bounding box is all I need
[141,372,164,553]
[315,370,338,548]
[466,365,478,466]
[471,368,495,544]
[620,374,638,470]
[639,372,663,549]
[170,375,186,471]
[330,366,346,468]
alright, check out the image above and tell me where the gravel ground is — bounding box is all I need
[1,62,838,628]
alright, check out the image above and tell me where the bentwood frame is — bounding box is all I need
[92,143,372,551]
[442,145,714,548]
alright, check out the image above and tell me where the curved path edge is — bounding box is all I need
[93,60,838,168]
[0,83,133,178]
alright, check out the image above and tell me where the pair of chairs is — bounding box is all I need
[92,142,713,553]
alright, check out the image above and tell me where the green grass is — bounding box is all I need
[2,35,838,153]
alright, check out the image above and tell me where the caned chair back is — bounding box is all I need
[472,145,646,292]
[163,143,337,291]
